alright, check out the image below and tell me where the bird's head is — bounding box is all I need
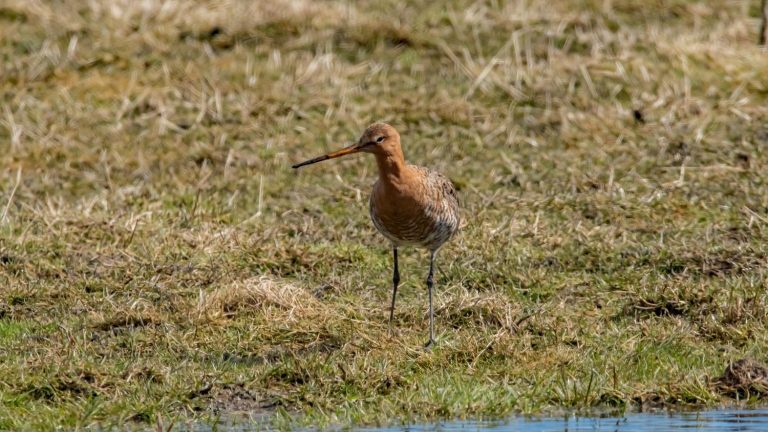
[292,122,401,169]
[355,122,400,156]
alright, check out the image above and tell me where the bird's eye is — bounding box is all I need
[376,136,385,143]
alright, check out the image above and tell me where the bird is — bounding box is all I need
[292,122,460,347]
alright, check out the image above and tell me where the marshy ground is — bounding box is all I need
[1,0,768,429]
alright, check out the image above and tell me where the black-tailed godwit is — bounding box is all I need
[292,122,460,347]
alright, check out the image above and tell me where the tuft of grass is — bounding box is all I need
[1,0,768,428]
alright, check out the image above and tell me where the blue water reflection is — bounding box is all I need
[368,409,768,432]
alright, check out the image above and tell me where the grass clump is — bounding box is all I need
[1,0,768,429]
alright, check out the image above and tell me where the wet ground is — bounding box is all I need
[190,408,768,431]
[365,409,768,432]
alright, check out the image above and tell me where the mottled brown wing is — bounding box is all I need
[441,174,459,207]
[427,168,461,234]
[427,169,459,209]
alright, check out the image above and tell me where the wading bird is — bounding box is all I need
[292,123,460,347]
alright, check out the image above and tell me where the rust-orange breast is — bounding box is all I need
[369,165,459,251]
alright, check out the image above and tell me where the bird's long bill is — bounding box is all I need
[291,143,362,169]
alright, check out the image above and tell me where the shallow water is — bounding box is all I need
[190,408,768,431]
[365,409,768,432]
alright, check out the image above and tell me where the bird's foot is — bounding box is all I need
[423,338,435,350]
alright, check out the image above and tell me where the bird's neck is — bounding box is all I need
[374,148,407,186]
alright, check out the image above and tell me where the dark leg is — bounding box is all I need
[761,0,768,45]
[425,251,436,348]
[388,247,399,331]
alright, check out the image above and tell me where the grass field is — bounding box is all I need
[1,0,768,429]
